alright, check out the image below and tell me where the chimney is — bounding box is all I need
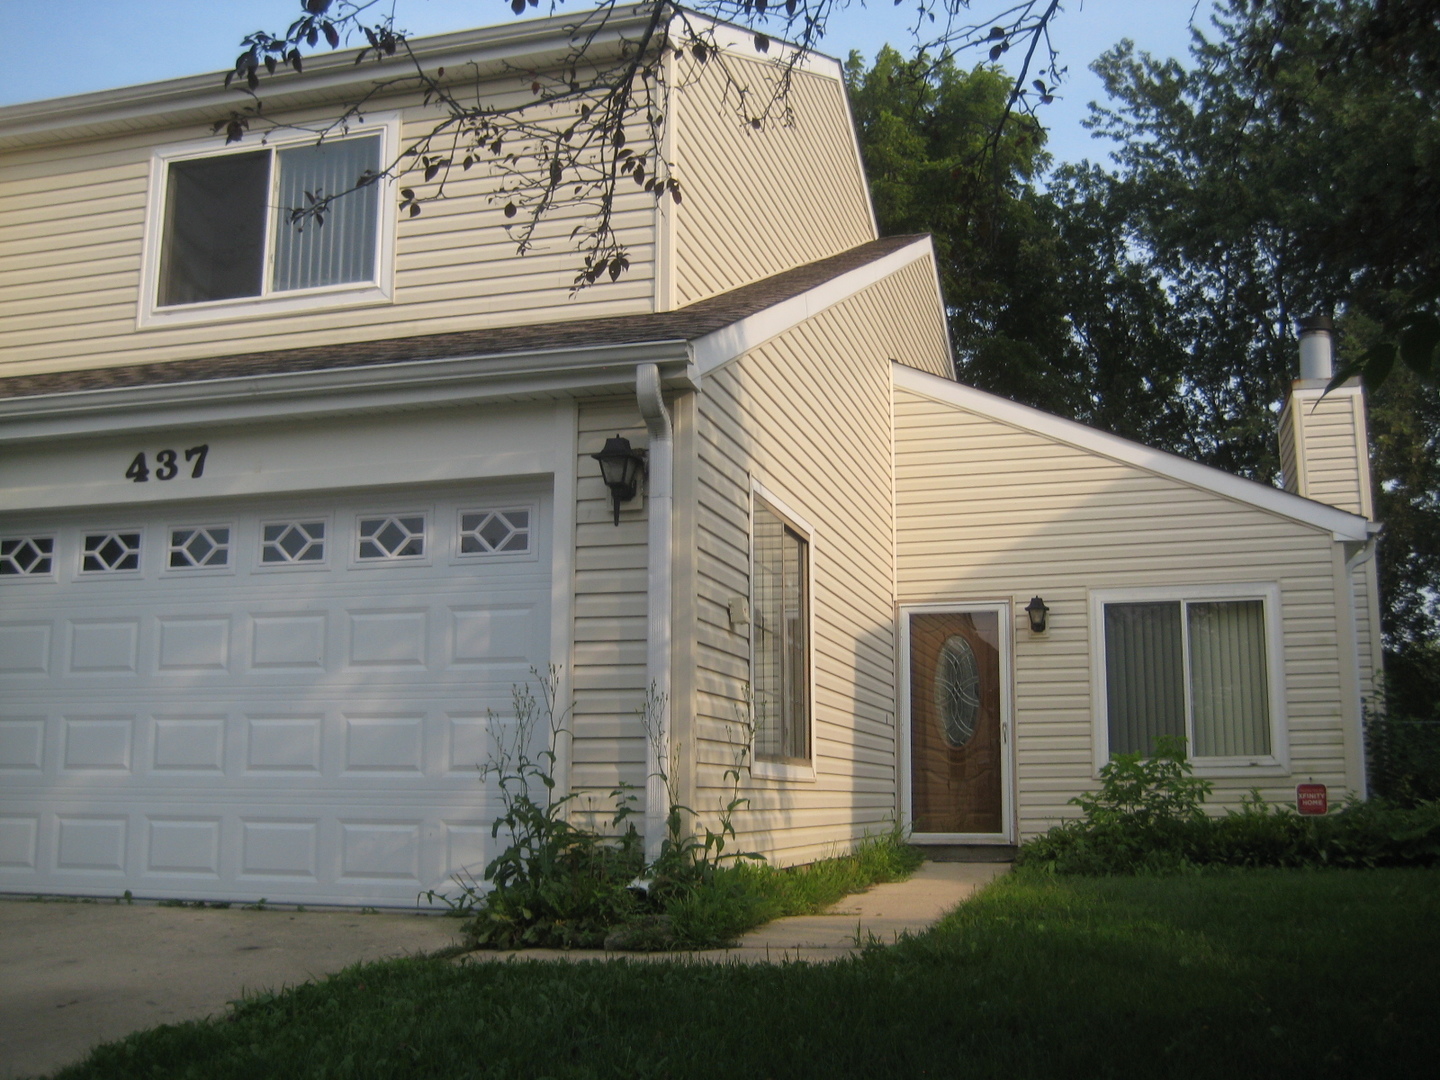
[1277,316,1374,518]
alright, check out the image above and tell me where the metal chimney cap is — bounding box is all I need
[1297,314,1335,381]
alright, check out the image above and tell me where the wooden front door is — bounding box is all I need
[908,609,1008,837]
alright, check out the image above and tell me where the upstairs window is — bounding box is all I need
[157,135,381,308]
[142,118,397,325]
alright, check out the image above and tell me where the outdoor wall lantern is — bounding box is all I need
[592,435,647,526]
[1025,596,1050,634]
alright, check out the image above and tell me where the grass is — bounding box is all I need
[53,867,1440,1079]
[658,833,925,947]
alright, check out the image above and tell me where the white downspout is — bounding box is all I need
[1344,528,1382,799]
[636,362,673,862]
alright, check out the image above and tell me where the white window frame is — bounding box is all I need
[77,527,146,579]
[163,522,236,576]
[748,480,817,782]
[1089,583,1289,776]
[137,113,400,329]
[351,509,430,568]
[451,504,539,564]
[255,516,332,573]
[0,534,58,583]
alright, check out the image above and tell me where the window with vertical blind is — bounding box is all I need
[143,120,395,323]
[1095,587,1284,768]
[752,494,812,769]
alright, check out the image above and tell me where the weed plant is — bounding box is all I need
[427,673,920,950]
[1018,736,1440,874]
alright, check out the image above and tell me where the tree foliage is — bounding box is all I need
[845,49,1203,458]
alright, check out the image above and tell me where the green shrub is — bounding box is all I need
[1366,714,1440,806]
[1016,735,1440,874]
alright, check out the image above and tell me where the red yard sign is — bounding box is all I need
[1296,784,1328,815]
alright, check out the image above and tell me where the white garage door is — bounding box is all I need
[0,484,552,906]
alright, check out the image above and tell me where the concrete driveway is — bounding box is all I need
[0,898,461,1079]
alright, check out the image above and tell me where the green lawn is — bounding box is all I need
[57,867,1440,1079]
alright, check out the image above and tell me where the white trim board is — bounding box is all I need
[892,362,1372,543]
[0,6,661,149]
[691,237,937,375]
[0,343,695,444]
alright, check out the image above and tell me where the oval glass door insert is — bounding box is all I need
[935,634,981,747]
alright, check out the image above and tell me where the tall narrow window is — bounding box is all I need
[753,498,810,764]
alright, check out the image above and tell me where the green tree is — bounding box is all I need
[845,50,1200,458]
[1082,0,1440,673]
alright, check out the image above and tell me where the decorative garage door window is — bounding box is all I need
[0,536,54,577]
[357,514,425,560]
[82,531,141,573]
[261,520,326,564]
[168,526,230,569]
[459,508,531,555]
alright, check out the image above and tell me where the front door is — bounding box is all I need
[905,607,1012,841]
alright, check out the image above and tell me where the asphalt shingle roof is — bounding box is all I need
[0,235,923,401]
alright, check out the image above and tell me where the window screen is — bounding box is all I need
[158,151,269,306]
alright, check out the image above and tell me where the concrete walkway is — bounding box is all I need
[0,861,1006,1078]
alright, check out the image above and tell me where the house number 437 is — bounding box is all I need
[125,445,209,483]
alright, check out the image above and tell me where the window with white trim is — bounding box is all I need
[261,520,326,565]
[357,514,426,561]
[458,508,531,556]
[752,496,811,765]
[1098,590,1282,766]
[82,532,141,574]
[167,526,231,569]
[0,536,54,577]
[148,125,390,317]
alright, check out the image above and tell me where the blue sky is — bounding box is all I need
[0,1,1211,167]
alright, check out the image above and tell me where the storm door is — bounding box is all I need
[905,607,1013,840]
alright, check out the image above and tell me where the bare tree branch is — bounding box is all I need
[220,1,1068,288]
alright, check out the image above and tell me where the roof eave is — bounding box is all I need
[0,339,696,444]
[0,5,657,150]
[892,362,1374,543]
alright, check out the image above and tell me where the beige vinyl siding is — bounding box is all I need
[0,89,657,379]
[570,399,652,814]
[689,264,948,865]
[669,54,875,307]
[885,254,954,380]
[1278,381,1381,718]
[894,385,1363,836]
[1278,384,1374,517]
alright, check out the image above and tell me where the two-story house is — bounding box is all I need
[0,8,1381,906]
